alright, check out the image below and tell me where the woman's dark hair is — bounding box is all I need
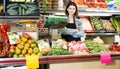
[65,1,78,17]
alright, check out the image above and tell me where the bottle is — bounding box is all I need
[58,0,63,10]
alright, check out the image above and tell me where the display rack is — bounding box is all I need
[1,1,120,69]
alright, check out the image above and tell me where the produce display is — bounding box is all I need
[101,20,115,32]
[84,40,109,53]
[90,17,103,31]
[109,42,120,52]
[68,41,89,55]
[47,39,72,55]
[8,32,41,58]
[7,2,39,15]
[111,16,120,31]
[0,24,11,57]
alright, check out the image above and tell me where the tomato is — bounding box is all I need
[23,33,31,39]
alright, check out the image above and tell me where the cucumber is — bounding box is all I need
[22,8,25,15]
[26,4,37,8]
[18,6,22,15]
[7,3,18,9]
[8,11,18,15]
[19,4,28,9]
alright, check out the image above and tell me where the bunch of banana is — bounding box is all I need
[0,5,3,12]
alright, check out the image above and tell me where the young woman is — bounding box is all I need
[60,1,84,42]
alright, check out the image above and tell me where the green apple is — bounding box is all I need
[21,36,28,43]
[13,54,18,58]
[33,47,39,54]
[30,43,37,48]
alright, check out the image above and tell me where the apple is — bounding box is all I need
[30,43,37,48]
[9,49,15,54]
[23,33,31,39]
[33,47,39,54]
[21,36,28,43]
[13,54,18,58]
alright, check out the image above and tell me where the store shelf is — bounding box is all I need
[0,56,46,67]
[0,53,120,66]
[40,9,120,16]
[86,32,118,35]
[0,16,40,19]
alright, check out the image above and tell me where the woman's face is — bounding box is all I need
[67,5,76,16]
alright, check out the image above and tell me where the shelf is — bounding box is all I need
[40,9,120,16]
[0,53,120,66]
[86,32,118,36]
[0,56,46,67]
[0,16,40,19]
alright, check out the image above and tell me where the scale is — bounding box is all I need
[38,15,67,40]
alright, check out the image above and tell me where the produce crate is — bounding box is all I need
[5,0,40,16]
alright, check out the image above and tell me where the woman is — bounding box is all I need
[60,1,84,42]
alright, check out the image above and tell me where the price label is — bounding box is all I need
[100,52,112,64]
[26,55,39,68]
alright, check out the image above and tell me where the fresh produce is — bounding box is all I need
[47,39,72,55]
[68,41,89,55]
[9,32,41,58]
[93,36,104,44]
[101,20,115,31]
[84,40,109,53]
[0,24,10,58]
[90,17,103,31]
[109,42,120,52]
[111,16,120,31]
[7,3,39,15]
[37,39,51,54]
[7,32,20,45]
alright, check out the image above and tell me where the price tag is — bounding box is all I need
[26,55,39,68]
[100,52,112,64]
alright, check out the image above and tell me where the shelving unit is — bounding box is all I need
[1,0,120,69]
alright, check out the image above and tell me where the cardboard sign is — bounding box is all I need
[100,52,112,64]
[26,55,39,68]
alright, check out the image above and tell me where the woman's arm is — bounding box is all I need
[60,27,76,35]
[73,18,84,38]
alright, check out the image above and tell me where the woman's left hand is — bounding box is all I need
[75,29,79,33]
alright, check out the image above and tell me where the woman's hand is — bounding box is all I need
[74,29,79,33]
